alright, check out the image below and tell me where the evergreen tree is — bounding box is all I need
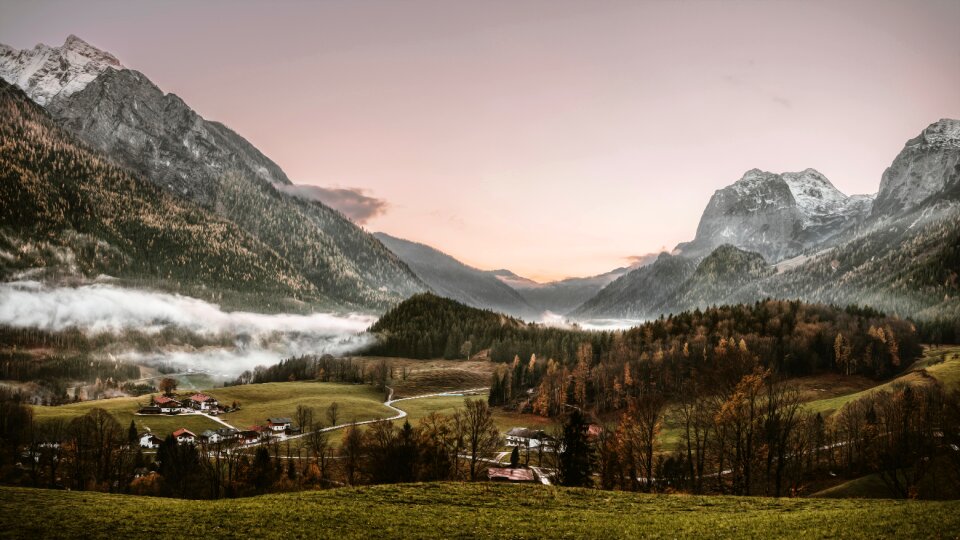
[557,408,594,487]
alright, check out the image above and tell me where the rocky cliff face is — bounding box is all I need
[871,118,960,218]
[0,35,120,106]
[679,168,872,263]
[44,68,291,206]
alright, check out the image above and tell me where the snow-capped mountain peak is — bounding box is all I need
[914,118,960,149]
[0,35,121,105]
[781,168,858,225]
[680,168,873,262]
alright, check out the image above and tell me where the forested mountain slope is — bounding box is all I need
[0,80,316,310]
[0,36,424,311]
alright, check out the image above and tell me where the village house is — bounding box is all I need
[266,418,293,433]
[137,405,162,415]
[506,427,553,449]
[199,430,222,444]
[184,393,219,412]
[152,395,181,414]
[200,428,239,445]
[239,428,263,445]
[139,433,163,449]
[486,467,536,483]
[172,428,196,445]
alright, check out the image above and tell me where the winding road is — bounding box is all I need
[244,386,490,446]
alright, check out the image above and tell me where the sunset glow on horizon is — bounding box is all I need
[3,0,958,282]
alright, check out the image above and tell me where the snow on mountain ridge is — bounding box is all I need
[0,35,121,105]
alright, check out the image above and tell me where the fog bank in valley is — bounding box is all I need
[0,281,376,377]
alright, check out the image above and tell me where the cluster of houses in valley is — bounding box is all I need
[136,391,301,449]
[138,418,300,449]
[137,393,224,416]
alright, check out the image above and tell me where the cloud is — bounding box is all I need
[624,252,661,268]
[0,281,377,377]
[276,184,388,224]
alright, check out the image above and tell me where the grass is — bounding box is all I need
[398,393,555,434]
[30,395,221,438]
[214,382,393,430]
[29,382,395,438]
[803,345,960,417]
[352,357,495,398]
[1,483,958,539]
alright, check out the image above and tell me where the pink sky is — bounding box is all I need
[3,0,958,281]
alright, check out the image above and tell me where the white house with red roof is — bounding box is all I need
[184,393,219,412]
[152,395,182,414]
[267,418,293,433]
[173,428,196,444]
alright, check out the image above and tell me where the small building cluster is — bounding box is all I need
[505,427,554,450]
[137,393,225,416]
[137,418,300,449]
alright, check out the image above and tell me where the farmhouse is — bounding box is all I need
[139,433,163,449]
[237,426,263,444]
[200,428,239,444]
[137,405,162,415]
[267,418,293,433]
[184,393,219,412]
[152,395,181,414]
[487,467,536,483]
[506,428,553,449]
[172,428,196,444]
[239,429,262,445]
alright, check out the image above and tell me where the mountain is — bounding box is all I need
[0,36,424,311]
[0,79,317,310]
[570,253,697,320]
[671,244,774,310]
[494,266,633,316]
[576,119,960,322]
[0,35,120,106]
[373,233,536,318]
[677,168,873,262]
[871,118,960,219]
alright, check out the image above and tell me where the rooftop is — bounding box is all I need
[487,468,535,482]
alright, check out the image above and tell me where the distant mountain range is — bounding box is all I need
[0,35,424,312]
[376,119,958,324]
[574,118,960,322]
[374,233,645,319]
[373,233,538,319]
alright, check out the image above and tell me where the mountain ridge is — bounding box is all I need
[0,35,425,312]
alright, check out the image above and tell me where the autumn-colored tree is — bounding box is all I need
[158,377,177,396]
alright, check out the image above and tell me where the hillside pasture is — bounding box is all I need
[29,396,221,438]
[1,483,957,539]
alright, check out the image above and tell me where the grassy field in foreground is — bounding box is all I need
[1,483,957,539]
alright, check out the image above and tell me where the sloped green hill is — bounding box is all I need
[1,483,957,539]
